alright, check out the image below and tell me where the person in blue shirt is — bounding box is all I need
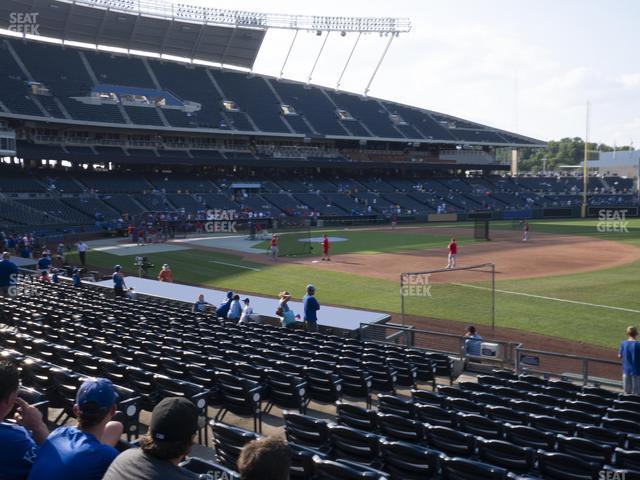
[112,265,127,297]
[72,268,82,287]
[0,360,50,480]
[36,254,50,274]
[27,377,123,480]
[227,294,242,322]
[464,325,483,357]
[0,252,19,297]
[51,269,59,284]
[302,284,320,332]
[192,294,211,314]
[215,291,234,318]
[619,325,640,395]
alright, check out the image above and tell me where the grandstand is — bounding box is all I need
[1,276,638,479]
[0,1,639,479]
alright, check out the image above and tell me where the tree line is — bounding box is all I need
[517,137,634,172]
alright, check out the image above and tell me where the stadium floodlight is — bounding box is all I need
[59,0,411,33]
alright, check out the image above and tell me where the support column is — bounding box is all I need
[510,149,519,175]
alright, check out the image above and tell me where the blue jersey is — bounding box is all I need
[0,259,18,287]
[27,426,117,480]
[112,273,123,289]
[303,294,320,322]
[619,340,640,375]
[0,421,38,480]
[37,258,50,271]
[465,335,483,356]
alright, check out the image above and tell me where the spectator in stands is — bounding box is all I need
[56,243,65,265]
[77,241,88,267]
[239,297,255,324]
[102,397,200,480]
[36,253,50,275]
[72,268,82,287]
[27,378,123,480]
[278,291,296,329]
[0,360,49,478]
[157,264,173,283]
[0,252,18,297]
[227,294,242,322]
[112,265,127,297]
[619,325,640,395]
[464,326,483,356]
[38,271,50,283]
[270,234,279,262]
[237,436,292,480]
[51,269,60,284]
[215,291,234,319]
[192,294,211,314]
[20,243,31,259]
[303,284,320,332]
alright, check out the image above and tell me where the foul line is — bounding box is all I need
[451,283,640,313]
[209,260,261,272]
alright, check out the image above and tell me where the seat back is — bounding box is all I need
[327,425,380,464]
[379,439,439,480]
[210,421,259,469]
[441,456,509,480]
[283,411,330,451]
[336,402,377,431]
[536,450,600,480]
[425,425,475,457]
[476,438,535,474]
[503,424,555,450]
[376,413,425,443]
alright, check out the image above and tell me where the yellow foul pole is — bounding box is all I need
[581,101,590,218]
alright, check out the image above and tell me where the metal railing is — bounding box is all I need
[515,347,621,387]
[359,322,521,367]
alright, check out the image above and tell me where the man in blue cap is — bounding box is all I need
[303,284,320,332]
[112,265,127,297]
[215,290,234,319]
[27,377,124,480]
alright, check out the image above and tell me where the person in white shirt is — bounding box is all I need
[77,241,89,267]
[238,298,255,324]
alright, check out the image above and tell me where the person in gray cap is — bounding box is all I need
[103,397,200,480]
[302,284,320,332]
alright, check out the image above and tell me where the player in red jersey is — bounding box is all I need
[446,237,457,269]
[321,234,330,261]
[522,221,529,242]
[270,234,279,262]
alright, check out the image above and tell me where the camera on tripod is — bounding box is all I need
[134,256,154,278]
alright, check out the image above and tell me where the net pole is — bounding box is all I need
[400,273,405,326]
[491,262,496,333]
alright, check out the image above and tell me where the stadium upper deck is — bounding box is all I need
[0,35,542,149]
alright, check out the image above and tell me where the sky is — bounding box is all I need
[188,0,639,146]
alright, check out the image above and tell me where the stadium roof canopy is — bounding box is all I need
[0,0,265,68]
[0,0,411,69]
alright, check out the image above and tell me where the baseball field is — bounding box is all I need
[71,218,640,353]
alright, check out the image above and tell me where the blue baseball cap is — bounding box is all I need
[76,378,118,412]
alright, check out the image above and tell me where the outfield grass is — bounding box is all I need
[74,235,640,349]
[493,217,640,247]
